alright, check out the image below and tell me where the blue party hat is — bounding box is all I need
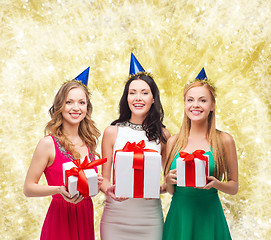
[74,67,90,86]
[196,68,207,80]
[129,53,145,75]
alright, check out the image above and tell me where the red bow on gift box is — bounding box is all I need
[122,140,146,171]
[114,140,157,198]
[66,156,107,197]
[179,150,208,187]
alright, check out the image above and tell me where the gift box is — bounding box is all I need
[177,150,209,187]
[114,140,161,199]
[63,156,106,197]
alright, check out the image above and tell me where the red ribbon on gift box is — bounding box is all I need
[113,140,157,198]
[65,156,107,197]
[179,150,208,187]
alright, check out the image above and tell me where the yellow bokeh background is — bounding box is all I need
[1,0,271,239]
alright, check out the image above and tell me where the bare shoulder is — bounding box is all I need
[103,125,118,137]
[37,135,54,150]
[32,135,55,163]
[102,125,118,147]
[168,134,178,143]
[167,134,178,147]
[220,131,235,146]
[162,127,171,140]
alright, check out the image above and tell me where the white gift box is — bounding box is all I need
[177,155,209,187]
[114,151,161,198]
[63,159,98,198]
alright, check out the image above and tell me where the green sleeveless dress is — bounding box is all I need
[162,150,231,240]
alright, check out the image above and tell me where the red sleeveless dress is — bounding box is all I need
[40,135,96,240]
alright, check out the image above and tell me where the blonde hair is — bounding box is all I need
[164,80,227,180]
[44,81,100,158]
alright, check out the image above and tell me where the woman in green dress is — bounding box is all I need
[163,68,238,240]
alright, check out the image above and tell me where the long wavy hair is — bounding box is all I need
[44,81,100,158]
[164,81,227,180]
[112,73,167,144]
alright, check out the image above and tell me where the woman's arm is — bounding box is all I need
[100,126,117,194]
[100,125,129,201]
[24,136,61,197]
[161,128,171,169]
[23,136,83,203]
[160,128,171,193]
[164,135,178,195]
[204,132,238,195]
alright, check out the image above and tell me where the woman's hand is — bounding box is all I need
[164,169,177,195]
[59,186,84,204]
[165,169,177,185]
[97,174,103,188]
[203,176,220,190]
[105,185,128,202]
[160,182,167,194]
[204,132,238,195]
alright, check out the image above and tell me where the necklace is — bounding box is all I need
[117,121,144,131]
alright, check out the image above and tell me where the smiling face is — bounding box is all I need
[62,87,88,127]
[184,86,215,123]
[127,79,154,122]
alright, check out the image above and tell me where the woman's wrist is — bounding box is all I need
[105,184,113,195]
[56,186,63,195]
[100,182,111,195]
[160,182,167,194]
